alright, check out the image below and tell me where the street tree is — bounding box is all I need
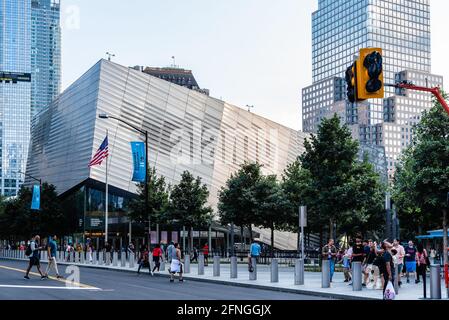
[393,96,449,269]
[167,171,213,252]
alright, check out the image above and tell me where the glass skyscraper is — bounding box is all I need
[302,0,442,179]
[31,0,61,118]
[0,0,60,196]
[0,0,32,196]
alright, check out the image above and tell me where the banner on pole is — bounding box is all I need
[130,142,146,182]
[31,185,40,210]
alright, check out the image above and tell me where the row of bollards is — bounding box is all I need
[0,249,445,299]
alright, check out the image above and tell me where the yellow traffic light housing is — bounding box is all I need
[356,48,384,100]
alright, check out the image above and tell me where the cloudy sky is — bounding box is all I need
[60,0,449,131]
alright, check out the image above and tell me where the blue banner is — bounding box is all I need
[31,185,40,210]
[130,142,146,182]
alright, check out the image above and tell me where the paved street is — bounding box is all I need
[0,259,329,300]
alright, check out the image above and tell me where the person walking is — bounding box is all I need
[44,235,63,280]
[392,239,405,286]
[415,243,429,284]
[203,243,209,267]
[363,242,377,287]
[166,241,175,263]
[378,242,394,298]
[321,239,338,283]
[169,243,184,282]
[248,239,261,272]
[191,247,198,263]
[137,246,150,275]
[151,244,163,276]
[404,241,418,283]
[342,248,352,282]
[24,235,45,280]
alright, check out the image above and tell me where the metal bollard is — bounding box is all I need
[20,250,25,259]
[198,254,205,275]
[271,259,279,283]
[121,252,126,267]
[394,264,399,295]
[352,262,363,291]
[295,259,305,285]
[249,257,257,280]
[213,256,220,277]
[92,251,97,265]
[160,260,165,271]
[105,252,111,266]
[430,264,442,300]
[98,252,104,265]
[75,252,80,263]
[129,253,135,268]
[81,251,85,264]
[230,256,238,279]
[321,259,330,288]
[184,255,191,274]
[113,252,118,267]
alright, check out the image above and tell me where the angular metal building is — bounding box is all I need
[26,59,308,249]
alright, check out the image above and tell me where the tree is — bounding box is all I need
[393,95,449,269]
[299,115,360,240]
[218,162,264,248]
[254,175,290,253]
[128,167,170,229]
[167,171,213,252]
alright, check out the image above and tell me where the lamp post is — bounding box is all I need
[98,114,150,246]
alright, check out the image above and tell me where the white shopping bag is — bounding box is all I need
[384,281,396,300]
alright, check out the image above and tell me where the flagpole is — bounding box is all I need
[105,130,109,246]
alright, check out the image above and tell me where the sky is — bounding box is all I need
[60,0,449,131]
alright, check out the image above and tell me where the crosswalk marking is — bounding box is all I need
[0,284,101,290]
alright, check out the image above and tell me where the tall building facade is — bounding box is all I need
[0,0,32,196]
[26,59,308,249]
[302,0,442,179]
[0,0,60,197]
[31,0,61,118]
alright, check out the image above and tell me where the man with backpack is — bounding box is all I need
[24,235,45,280]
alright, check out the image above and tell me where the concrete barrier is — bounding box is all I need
[198,254,205,275]
[129,253,135,268]
[105,252,111,266]
[321,259,330,288]
[184,255,191,274]
[75,252,80,263]
[113,252,118,267]
[430,264,442,300]
[249,257,257,281]
[352,262,362,291]
[121,253,126,267]
[295,259,305,285]
[213,256,220,277]
[271,259,279,283]
[80,251,85,264]
[98,252,104,265]
[230,256,238,279]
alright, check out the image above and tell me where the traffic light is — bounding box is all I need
[345,63,357,103]
[356,48,384,100]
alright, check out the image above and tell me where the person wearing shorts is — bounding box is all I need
[24,235,45,280]
[404,241,417,283]
[169,243,183,282]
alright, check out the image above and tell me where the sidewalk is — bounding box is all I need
[0,253,445,301]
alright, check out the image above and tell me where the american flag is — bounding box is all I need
[88,136,109,167]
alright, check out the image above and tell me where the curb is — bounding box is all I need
[0,257,380,300]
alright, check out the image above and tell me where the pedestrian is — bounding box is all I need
[167,241,175,263]
[363,242,377,287]
[87,242,93,263]
[191,247,198,263]
[415,243,429,284]
[169,243,184,282]
[378,242,394,298]
[203,242,209,266]
[151,244,163,276]
[44,235,63,279]
[341,249,352,282]
[321,239,338,283]
[137,246,150,275]
[65,242,73,262]
[392,239,405,286]
[24,235,45,280]
[404,240,418,284]
[248,238,261,272]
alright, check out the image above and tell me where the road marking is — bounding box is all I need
[0,264,100,290]
[0,284,101,290]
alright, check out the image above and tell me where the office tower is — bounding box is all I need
[0,0,32,196]
[31,0,61,118]
[302,0,442,179]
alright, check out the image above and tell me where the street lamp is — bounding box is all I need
[98,113,150,247]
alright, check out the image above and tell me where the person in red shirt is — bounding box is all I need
[151,244,163,275]
[203,243,209,266]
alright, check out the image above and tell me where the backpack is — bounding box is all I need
[25,243,32,257]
